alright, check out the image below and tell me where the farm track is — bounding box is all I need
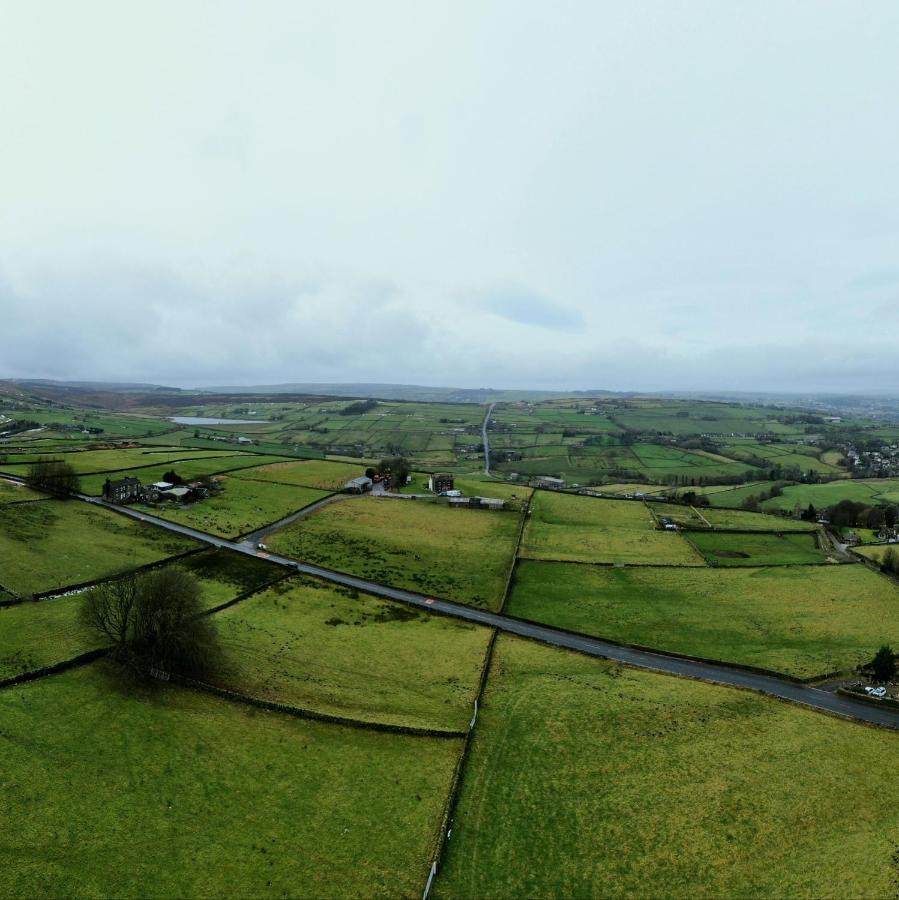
[3,472,893,731]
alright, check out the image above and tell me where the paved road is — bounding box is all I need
[482,402,495,475]
[6,474,898,730]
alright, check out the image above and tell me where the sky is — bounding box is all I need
[2,1,899,393]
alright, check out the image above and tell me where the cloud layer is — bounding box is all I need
[2,2,899,392]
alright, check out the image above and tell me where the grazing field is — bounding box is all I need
[852,544,896,565]
[434,636,899,899]
[0,549,278,681]
[507,560,899,676]
[268,497,521,609]
[520,492,703,565]
[232,458,366,490]
[148,477,331,539]
[78,453,293,495]
[687,531,829,566]
[0,664,460,899]
[0,500,197,596]
[661,506,815,532]
[0,479,46,504]
[0,446,239,475]
[212,576,492,731]
[718,441,844,474]
[759,478,899,512]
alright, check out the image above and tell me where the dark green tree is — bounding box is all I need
[25,457,80,497]
[871,645,896,683]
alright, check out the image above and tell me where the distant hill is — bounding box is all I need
[196,382,612,403]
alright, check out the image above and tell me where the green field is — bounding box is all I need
[0,664,459,898]
[687,531,829,566]
[0,446,239,475]
[232,458,367,490]
[852,544,897,565]
[78,453,294,495]
[212,576,491,731]
[520,492,702,565]
[0,500,197,596]
[507,560,899,676]
[661,506,815,532]
[434,636,899,899]
[0,549,280,681]
[759,478,899,512]
[148,477,331,539]
[268,497,522,609]
[0,479,46,504]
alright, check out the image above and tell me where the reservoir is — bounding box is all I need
[169,416,272,425]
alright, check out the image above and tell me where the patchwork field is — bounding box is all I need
[212,576,492,731]
[0,664,460,899]
[268,497,522,609]
[760,478,899,512]
[520,492,703,565]
[148,477,331,539]
[0,446,240,475]
[0,549,280,682]
[0,500,197,596]
[434,636,899,899]
[687,531,829,566]
[507,560,899,676]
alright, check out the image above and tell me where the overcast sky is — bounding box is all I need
[2,1,899,392]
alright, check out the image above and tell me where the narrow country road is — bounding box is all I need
[9,477,889,731]
[482,402,495,475]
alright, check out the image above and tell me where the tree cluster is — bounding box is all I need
[340,400,378,416]
[828,499,896,530]
[378,456,410,488]
[82,569,219,680]
[25,457,80,496]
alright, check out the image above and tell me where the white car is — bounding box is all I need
[864,686,887,698]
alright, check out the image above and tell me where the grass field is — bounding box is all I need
[78,453,294,495]
[212,576,492,731]
[0,500,197,596]
[232,458,366,490]
[0,446,239,475]
[759,478,899,512]
[0,549,279,681]
[268,497,521,609]
[507,560,899,676]
[0,479,46,504]
[852,544,897,565]
[661,506,815,532]
[0,664,460,898]
[434,636,899,899]
[520,492,702,565]
[148,477,331,539]
[687,531,829,566]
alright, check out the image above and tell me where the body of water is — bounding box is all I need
[169,416,272,425]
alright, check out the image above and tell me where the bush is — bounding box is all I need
[25,457,80,496]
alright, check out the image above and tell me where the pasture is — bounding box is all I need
[0,549,279,681]
[507,560,899,676]
[232,458,366,490]
[520,492,703,565]
[149,477,330,539]
[434,636,899,899]
[212,576,492,731]
[0,479,46,504]
[0,500,197,596]
[0,664,460,898]
[661,505,815,531]
[760,479,899,512]
[687,531,829,566]
[268,497,521,609]
[78,453,293,495]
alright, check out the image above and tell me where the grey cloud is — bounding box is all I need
[483,286,584,331]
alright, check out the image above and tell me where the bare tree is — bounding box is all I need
[82,569,218,679]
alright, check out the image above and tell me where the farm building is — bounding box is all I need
[103,476,143,503]
[344,476,373,494]
[448,496,505,511]
[428,473,455,493]
[159,486,190,501]
[531,476,565,489]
